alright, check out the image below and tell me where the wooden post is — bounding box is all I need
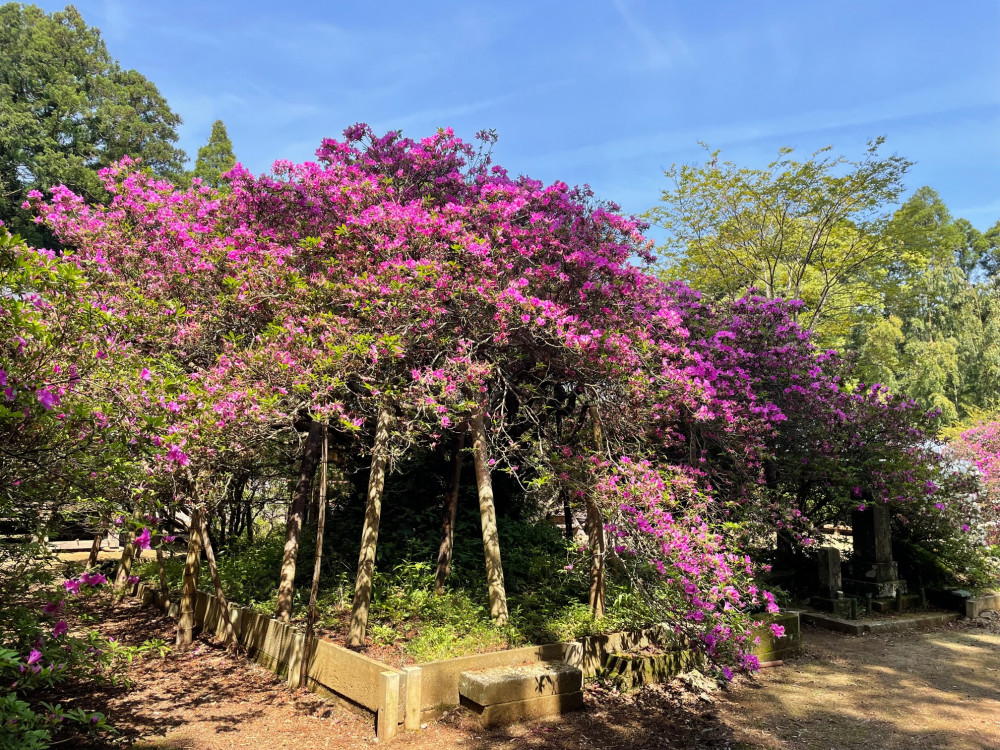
[275,421,324,622]
[402,666,422,731]
[434,432,465,594]
[301,423,328,687]
[176,507,204,649]
[348,404,393,647]
[470,407,508,624]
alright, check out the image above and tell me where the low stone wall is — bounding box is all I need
[926,588,1000,619]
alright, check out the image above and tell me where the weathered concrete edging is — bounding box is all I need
[751,611,802,662]
[800,610,958,635]
[135,583,406,739]
[135,583,801,735]
[927,588,1000,619]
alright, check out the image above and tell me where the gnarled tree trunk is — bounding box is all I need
[434,431,465,595]
[200,515,236,649]
[156,547,168,594]
[470,408,508,624]
[87,530,103,568]
[176,507,204,649]
[587,406,606,618]
[275,421,325,622]
[113,525,136,596]
[301,423,328,687]
[348,404,393,647]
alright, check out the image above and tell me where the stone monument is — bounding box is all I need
[842,502,907,598]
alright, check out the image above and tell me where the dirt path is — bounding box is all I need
[723,624,1000,749]
[65,598,1000,749]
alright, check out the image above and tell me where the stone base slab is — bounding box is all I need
[459,661,581,705]
[801,611,957,635]
[843,577,907,598]
[460,690,584,727]
[810,596,853,617]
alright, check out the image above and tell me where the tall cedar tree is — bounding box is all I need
[0,3,186,245]
[193,120,236,190]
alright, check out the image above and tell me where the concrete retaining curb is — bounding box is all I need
[134,583,801,738]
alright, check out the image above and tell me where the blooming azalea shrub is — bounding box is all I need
[666,291,984,576]
[950,420,1000,547]
[599,458,777,674]
[0,573,133,749]
[17,124,996,675]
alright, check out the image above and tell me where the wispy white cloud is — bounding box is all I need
[611,0,695,71]
[531,79,1000,172]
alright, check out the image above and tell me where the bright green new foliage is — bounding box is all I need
[645,138,911,348]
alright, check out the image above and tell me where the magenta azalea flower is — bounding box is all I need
[40,600,64,616]
[52,620,68,638]
[35,388,58,410]
[26,649,42,666]
[63,578,81,595]
[165,444,190,466]
[134,527,152,550]
[769,623,786,639]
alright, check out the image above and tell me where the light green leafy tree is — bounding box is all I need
[854,188,1000,422]
[645,138,912,348]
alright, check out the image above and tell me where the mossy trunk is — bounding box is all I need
[586,494,606,618]
[176,507,204,649]
[434,431,465,595]
[348,404,393,647]
[156,547,168,594]
[87,530,102,568]
[113,536,136,595]
[470,408,508,624]
[275,421,324,623]
[200,516,236,649]
[588,406,606,618]
[301,423,328,687]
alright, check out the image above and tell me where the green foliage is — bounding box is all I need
[0,576,141,749]
[646,139,911,348]
[853,188,1000,423]
[0,3,186,243]
[192,120,236,190]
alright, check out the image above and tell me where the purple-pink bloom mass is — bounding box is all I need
[8,123,984,675]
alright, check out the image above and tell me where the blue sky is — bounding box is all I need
[37,0,1000,230]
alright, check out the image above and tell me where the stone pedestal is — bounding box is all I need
[843,505,906,598]
[816,546,842,598]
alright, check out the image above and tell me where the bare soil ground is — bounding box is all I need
[59,597,1000,750]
